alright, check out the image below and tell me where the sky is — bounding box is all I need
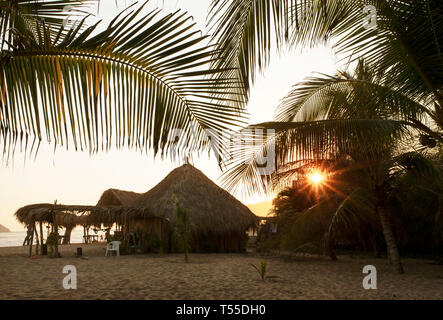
[0,0,342,231]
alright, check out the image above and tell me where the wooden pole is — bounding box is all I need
[52,208,59,258]
[23,224,32,246]
[39,222,44,247]
[28,222,35,257]
[54,222,59,258]
[63,226,73,244]
[34,227,40,255]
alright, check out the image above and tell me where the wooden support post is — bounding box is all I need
[34,227,40,255]
[125,221,130,248]
[52,207,59,258]
[54,221,59,258]
[28,222,35,257]
[63,226,73,245]
[39,222,44,247]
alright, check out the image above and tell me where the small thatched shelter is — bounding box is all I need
[127,164,258,253]
[14,204,100,227]
[14,203,125,255]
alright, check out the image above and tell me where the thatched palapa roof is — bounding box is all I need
[14,203,126,227]
[14,190,141,227]
[96,189,142,206]
[130,164,258,234]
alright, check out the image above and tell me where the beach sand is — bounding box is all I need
[0,244,442,300]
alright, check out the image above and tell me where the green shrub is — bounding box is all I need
[46,232,59,258]
[106,234,114,243]
[173,195,191,263]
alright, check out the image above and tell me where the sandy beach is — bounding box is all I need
[0,244,442,300]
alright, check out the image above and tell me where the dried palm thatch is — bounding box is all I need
[130,164,258,235]
[14,203,126,227]
[96,189,142,206]
[93,189,142,228]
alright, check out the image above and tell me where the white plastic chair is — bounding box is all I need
[105,241,121,256]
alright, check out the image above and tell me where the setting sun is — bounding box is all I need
[307,170,326,185]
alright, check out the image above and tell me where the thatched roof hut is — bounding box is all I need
[131,164,258,235]
[96,189,142,206]
[14,164,258,253]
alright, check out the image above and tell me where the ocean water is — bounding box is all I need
[0,228,96,247]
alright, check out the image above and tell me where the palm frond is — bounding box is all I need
[282,197,337,248]
[208,0,365,101]
[393,151,442,182]
[334,1,443,107]
[207,0,297,100]
[208,0,443,115]
[220,118,407,197]
[0,0,97,46]
[0,1,246,162]
[325,187,377,246]
[275,61,430,123]
[389,152,442,231]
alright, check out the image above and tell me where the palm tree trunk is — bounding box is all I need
[324,235,338,260]
[326,247,338,260]
[63,226,73,245]
[378,207,404,274]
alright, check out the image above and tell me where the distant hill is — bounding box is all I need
[247,201,273,217]
[0,224,10,233]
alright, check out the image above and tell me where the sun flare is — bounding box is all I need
[307,170,326,185]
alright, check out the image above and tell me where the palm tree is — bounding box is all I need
[208,0,443,139]
[271,150,442,264]
[389,152,443,259]
[274,60,443,271]
[0,0,245,162]
[213,0,443,274]
[272,181,380,260]
[220,60,443,273]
